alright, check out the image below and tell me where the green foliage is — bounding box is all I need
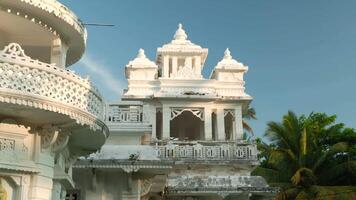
[243,106,257,135]
[252,111,356,199]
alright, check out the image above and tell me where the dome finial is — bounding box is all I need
[224,48,232,59]
[137,48,146,58]
[178,23,183,29]
[174,23,188,40]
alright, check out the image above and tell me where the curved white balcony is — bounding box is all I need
[0,0,87,66]
[0,43,108,153]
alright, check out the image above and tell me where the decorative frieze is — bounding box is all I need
[166,175,279,196]
[0,138,15,151]
[154,141,258,161]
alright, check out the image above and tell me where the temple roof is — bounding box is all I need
[159,23,203,50]
[214,48,248,71]
[126,48,158,69]
[157,24,208,64]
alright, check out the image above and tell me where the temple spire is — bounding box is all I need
[174,23,188,41]
[224,48,232,59]
[137,48,146,58]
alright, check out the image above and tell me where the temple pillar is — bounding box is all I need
[163,56,170,78]
[162,106,170,140]
[194,56,201,75]
[234,105,243,140]
[144,104,156,140]
[204,107,212,140]
[151,107,157,140]
[50,38,68,68]
[216,108,225,141]
[51,181,61,200]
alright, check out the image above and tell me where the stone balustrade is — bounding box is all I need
[0,43,104,128]
[106,104,146,123]
[153,140,258,161]
[166,175,279,197]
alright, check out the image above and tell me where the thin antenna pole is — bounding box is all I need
[83,23,115,27]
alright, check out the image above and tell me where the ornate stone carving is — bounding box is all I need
[224,109,235,118]
[171,65,202,79]
[122,165,141,173]
[171,108,204,121]
[140,179,153,197]
[166,175,277,195]
[0,138,15,151]
[38,125,59,149]
[155,141,257,161]
[52,132,70,153]
[0,43,105,130]
[3,43,27,57]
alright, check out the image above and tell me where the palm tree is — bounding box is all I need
[252,111,356,200]
[243,106,257,135]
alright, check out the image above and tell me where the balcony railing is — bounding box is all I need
[106,103,146,123]
[154,140,258,161]
[0,43,104,127]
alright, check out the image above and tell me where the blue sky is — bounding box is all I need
[62,0,356,138]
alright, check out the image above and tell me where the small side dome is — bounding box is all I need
[210,48,248,81]
[214,48,248,70]
[125,49,158,80]
[126,48,158,69]
[174,23,188,41]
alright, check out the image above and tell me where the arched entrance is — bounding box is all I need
[224,111,234,140]
[170,109,204,141]
[0,176,18,200]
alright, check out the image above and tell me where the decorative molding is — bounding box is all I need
[52,132,70,153]
[140,179,153,197]
[3,43,27,57]
[38,125,59,149]
[171,108,204,121]
[15,0,86,38]
[224,109,235,118]
[171,65,202,79]
[121,165,141,173]
[0,138,15,151]
[166,175,278,194]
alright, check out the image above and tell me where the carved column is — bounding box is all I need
[204,107,212,140]
[29,126,56,200]
[29,125,71,200]
[216,108,226,141]
[194,56,201,75]
[234,105,243,140]
[51,38,68,68]
[151,106,157,140]
[143,104,156,140]
[163,56,170,78]
[162,106,170,140]
[51,181,62,200]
